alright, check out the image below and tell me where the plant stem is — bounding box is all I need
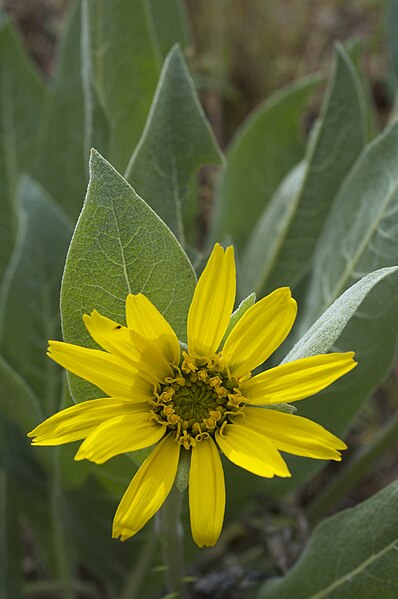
[306,409,398,526]
[158,486,186,597]
[120,526,158,599]
[51,450,75,599]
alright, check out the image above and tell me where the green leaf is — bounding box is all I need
[90,0,162,171]
[0,176,72,413]
[125,45,222,244]
[63,476,156,593]
[0,355,42,434]
[81,0,109,160]
[215,74,321,250]
[61,149,196,402]
[285,267,398,363]
[272,274,398,497]
[35,1,108,220]
[175,449,190,492]
[259,479,398,599]
[304,120,398,324]
[0,18,44,279]
[269,121,398,497]
[241,45,366,297]
[221,292,256,345]
[239,161,305,298]
[265,404,296,414]
[346,38,377,141]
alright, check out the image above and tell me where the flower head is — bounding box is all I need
[28,244,356,547]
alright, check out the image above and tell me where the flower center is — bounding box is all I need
[150,352,247,449]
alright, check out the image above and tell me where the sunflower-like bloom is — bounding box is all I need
[28,244,356,547]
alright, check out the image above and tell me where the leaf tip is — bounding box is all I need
[333,40,354,69]
[168,42,182,58]
[88,148,114,180]
[89,147,102,164]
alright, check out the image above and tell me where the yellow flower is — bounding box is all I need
[28,244,356,547]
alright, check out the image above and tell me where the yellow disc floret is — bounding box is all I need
[150,351,248,449]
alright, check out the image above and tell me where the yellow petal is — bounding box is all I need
[83,310,138,362]
[130,331,174,383]
[75,414,166,463]
[126,294,180,364]
[84,309,173,383]
[215,423,290,478]
[189,439,225,547]
[222,287,297,378]
[47,340,154,398]
[244,407,346,460]
[113,433,180,541]
[188,244,236,357]
[242,352,357,404]
[28,398,144,445]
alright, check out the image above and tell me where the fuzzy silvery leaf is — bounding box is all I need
[88,0,189,172]
[259,480,398,599]
[35,1,108,220]
[61,150,196,402]
[0,19,44,280]
[0,177,72,414]
[215,75,321,251]
[125,45,223,245]
[241,44,366,297]
[268,120,398,497]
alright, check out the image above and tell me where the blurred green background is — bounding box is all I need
[4,0,393,144]
[3,1,398,598]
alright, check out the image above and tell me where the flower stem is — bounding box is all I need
[158,486,186,597]
[51,450,74,599]
[306,409,398,526]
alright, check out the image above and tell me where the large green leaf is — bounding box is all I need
[90,0,161,171]
[0,365,96,511]
[303,121,398,324]
[259,479,398,599]
[345,39,377,142]
[63,476,146,592]
[285,267,398,363]
[0,355,42,435]
[125,45,222,244]
[35,1,108,221]
[0,177,72,414]
[238,162,305,298]
[215,74,321,250]
[61,150,196,402]
[89,0,190,174]
[0,18,44,279]
[241,45,366,298]
[81,0,109,161]
[269,121,398,497]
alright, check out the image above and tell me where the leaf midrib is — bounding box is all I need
[319,175,398,316]
[251,54,360,295]
[308,536,398,599]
